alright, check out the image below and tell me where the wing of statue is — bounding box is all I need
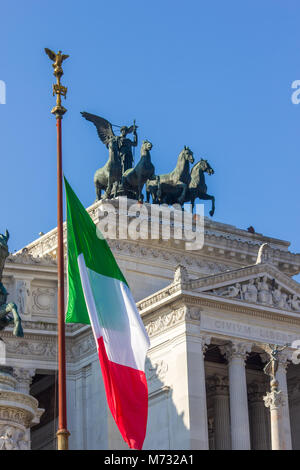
[44,48,56,61]
[81,112,115,146]
[61,54,69,62]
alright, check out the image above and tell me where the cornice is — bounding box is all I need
[15,200,300,276]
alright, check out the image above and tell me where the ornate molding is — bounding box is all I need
[220,341,252,362]
[7,251,57,267]
[263,390,285,409]
[32,287,56,315]
[145,305,201,337]
[12,368,35,394]
[18,200,300,276]
[0,425,30,450]
[207,374,229,395]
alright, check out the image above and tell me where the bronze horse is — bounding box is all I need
[146,158,215,216]
[122,140,155,202]
[188,159,215,216]
[94,137,122,200]
[146,146,194,205]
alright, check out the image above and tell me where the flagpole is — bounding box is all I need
[45,48,70,450]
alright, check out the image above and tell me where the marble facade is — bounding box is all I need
[1,198,300,450]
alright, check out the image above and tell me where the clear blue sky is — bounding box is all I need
[1,1,300,262]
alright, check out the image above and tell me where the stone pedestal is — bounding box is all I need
[0,368,44,450]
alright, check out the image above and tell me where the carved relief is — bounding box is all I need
[207,276,300,312]
[0,425,30,450]
[145,306,200,337]
[145,359,168,382]
[32,287,56,315]
[15,280,31,316]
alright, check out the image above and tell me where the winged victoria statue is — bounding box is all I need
[81,111,216,214]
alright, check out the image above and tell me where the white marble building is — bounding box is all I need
[1,199,300,450]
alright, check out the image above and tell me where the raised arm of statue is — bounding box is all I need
[132,130,138,147]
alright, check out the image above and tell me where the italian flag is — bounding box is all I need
[64,177,150,450]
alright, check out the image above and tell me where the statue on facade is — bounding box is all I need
[122,140,155,202]
[145,146,194,206]
[257,276,272,305]
[263,344,289,381]
[242,278,258,303]
[81,112,139,199]
[288,294,300,311]
[0,231,23,337]
[146,157,215,215]
[81,110,216,213]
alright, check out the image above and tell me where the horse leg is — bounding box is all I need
[200,194,215,216]
[104,176,112,199]
[95,182,102,201]
[137,179,144,203]
[178,183,187,205]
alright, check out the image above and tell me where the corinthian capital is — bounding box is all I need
[220,341,252,363]
[263,390,285,410]
[200,334,211,354]
[12,367,35,394]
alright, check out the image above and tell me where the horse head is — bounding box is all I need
[180,146,194,164]
[141,140,153,153]
[193,159,214,175]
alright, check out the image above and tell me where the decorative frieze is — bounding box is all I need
[145,305,201,337]
[208,276,300,312]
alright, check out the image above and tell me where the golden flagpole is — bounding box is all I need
[45,47,70,450]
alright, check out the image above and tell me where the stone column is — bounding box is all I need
[276,353,292,449]
[207,417,215,450]
[207,375,231,449]
[170,328,210,449]
[248,382,269,449]
[221,341,252,450]
[264,380,285,450]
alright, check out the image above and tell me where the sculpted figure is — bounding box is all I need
[0,426,16,450]
[242,279,258,303]
[257,276,272,304]
[288,294,300,311]
[81,112,138,199]
[122,140,155,202]
[256,243,273,264]
[173,265,189,284]
[0,230,23,337]
[118,124,138,174]
[272,285,286,309]
[154,146,194,206]
[263,344,289,381]
[218,283,242,299]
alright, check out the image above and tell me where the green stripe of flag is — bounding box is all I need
[64,177,128,325]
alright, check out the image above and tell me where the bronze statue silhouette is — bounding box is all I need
[0,230,23,337]
[188,159,215,215]
[152,146,195,205]
[122,140,155,202]
[93,137,122,200]
[146,158,215,215]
